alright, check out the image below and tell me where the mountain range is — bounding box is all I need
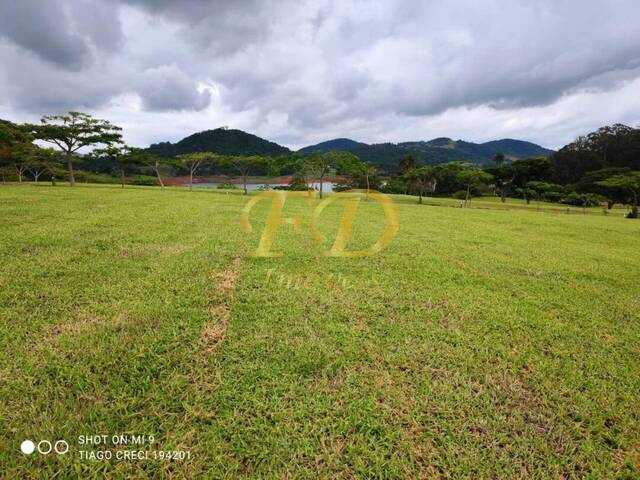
[146,128,554,168]
[298,137,554,167]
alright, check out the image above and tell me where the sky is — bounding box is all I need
[1,0,640,151]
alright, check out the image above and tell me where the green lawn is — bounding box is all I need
[1,184,638,478]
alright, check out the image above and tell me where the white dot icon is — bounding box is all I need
[20,440,35,455]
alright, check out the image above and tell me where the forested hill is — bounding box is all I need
[299,137,554,168]
[146,128,291,157]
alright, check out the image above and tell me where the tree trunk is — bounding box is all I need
[607,200,614,210]
[243,173,248,195]
[16,167,22,183]
[34,172,40,183]
[465,184,471,207]
[418,186,424,204]
[155,162,164,190]
[319,175,324,199]
[629,192,638,219]
[120,169,125,189]
[67,152,76,187]
[189,169,193,191]
[366,174,370,199]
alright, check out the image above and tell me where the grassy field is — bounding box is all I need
[1,184,639,478]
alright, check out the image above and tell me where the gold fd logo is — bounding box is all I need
[240,190,399,257]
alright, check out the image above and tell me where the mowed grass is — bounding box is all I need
[1,184,639,479]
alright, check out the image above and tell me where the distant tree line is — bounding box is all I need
[1,113,639,218]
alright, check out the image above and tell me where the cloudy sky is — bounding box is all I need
[1,0,640,150]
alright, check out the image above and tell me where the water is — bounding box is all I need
[193,181,335,192]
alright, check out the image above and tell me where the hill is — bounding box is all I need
[146,128,291,157]
[298,138,368,154]
[299,137,554,170]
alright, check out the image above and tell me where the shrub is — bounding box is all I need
[561,192,605,207]
[217,182,238,190]
[452,190,467,200]
[129,175,157,186]
[73,171,119,184]
[542,191,563,202]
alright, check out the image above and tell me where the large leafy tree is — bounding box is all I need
[27,147,62,183]
[551,124,640,184]
[93,145,140,188]
[456,167,493,207]
[512,157,552,187]
[403,166,437,204]
[598,172,640,218]
[487,153,515,203]
[0,122,35,182]
[31,112,122,187]
[335,154,379,196]
[398,154,417,174]
[574,167,631,209]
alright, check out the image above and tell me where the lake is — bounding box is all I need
[193,181,335,192]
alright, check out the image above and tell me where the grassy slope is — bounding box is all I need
[0,184,638,478]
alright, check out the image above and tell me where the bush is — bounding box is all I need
[217,182,238,190]
[380,178,407,194]
[129,175,157,186]
[73,171,119,184]
[452,190,468,200]
[560,192,605,207]
[542,191,563,202]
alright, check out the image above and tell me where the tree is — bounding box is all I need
[27,147,62,183]
[130,149,171,190]
[598,172,640,218]
[456,168,493,207]
[261,156,282,190]
[333,153,379,197]
[551,124,640,184]
[487,153,515,202]
[9,143,31,183]
[177,152,217,191]
[304,152,335,199]
[403,166,437,204]
[525,181,560,209]
[220,155,264,195]
[398,154,417,174]
[31,112,122,187]
[0,121,34,182]
[574,167,631,209]
[512,157,552,188]
[94,145,139,188]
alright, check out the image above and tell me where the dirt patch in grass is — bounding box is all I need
[44,310,131,339]
[199,257,242,355]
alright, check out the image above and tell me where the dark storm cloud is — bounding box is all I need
[0,0,90,69]
[119,0,272,54]
[0,0,123,70]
